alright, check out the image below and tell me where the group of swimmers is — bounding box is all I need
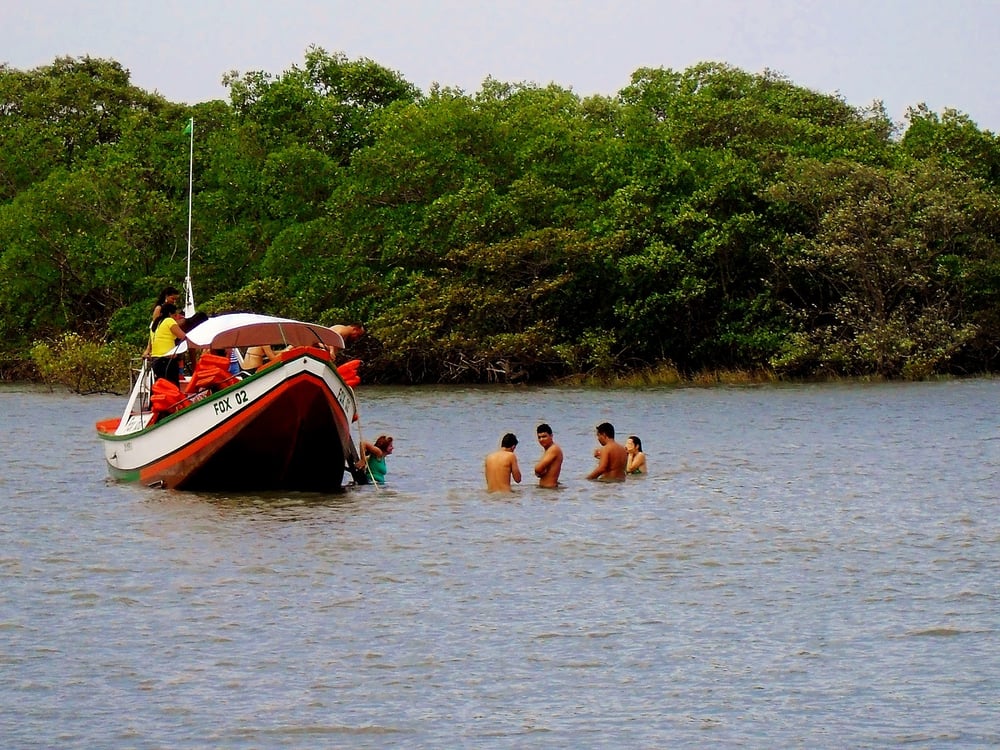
[146,288,651,495]
[484,422,647,493]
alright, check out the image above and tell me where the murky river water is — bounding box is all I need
[1,380,998,748]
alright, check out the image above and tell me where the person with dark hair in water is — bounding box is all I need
[485,433,521,492]
[625,435,647,476]
[359,435,394,485]
[534,423,564,488]
[587,422,627,481]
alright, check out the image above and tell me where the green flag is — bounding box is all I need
[183,118,193,135]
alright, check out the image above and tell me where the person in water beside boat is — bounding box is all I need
[534,423,564,488]
[358,435,394,484]
[587,422,628,481]
[148,303,188,385]
[485,433,522,492]
[625,435,647,476]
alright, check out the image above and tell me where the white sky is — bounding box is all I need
[3,0,998,132]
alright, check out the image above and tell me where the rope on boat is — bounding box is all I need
[354,411,380,494]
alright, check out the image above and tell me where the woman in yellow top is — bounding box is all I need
[149,303,187,384]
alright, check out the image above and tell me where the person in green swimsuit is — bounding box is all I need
[360,435,394,484]
[625,435,647,475]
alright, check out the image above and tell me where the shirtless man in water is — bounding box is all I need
[534,423,564,488]
[485,433,522,492]
[586,422,628,481]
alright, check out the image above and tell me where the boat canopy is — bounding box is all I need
[166,313,345,354]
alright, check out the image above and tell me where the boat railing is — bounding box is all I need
[115,357,157,435]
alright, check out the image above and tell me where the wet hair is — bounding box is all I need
[501,433,518,449]
[596,422,615,439]
[374,435,393,451]
[537,423,552,435]
[628,435,643,452]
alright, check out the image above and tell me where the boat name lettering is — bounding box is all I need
[213,389,248,415]
[335,386,352,413]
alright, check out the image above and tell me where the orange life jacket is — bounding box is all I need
[151,378,190,414]
[338,359,362,387]
[186,352,237,393]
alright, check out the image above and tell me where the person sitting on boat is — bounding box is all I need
[241,344,276,373]
[358,435,393,485]
[625,435,648,476]
[148,303,187,385]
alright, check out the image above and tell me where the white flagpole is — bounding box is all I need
[183,117,196,317]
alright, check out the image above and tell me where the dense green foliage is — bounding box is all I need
[4,50,1000,383]
[30,332,133,394]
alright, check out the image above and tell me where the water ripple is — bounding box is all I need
[1,382,998,748]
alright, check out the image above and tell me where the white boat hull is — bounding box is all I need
[97,348,359,491]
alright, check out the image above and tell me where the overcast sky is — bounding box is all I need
[3,0,998,132]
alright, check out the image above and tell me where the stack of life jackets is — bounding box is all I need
[150,378,190,416]
[337,359,362,388]
[185,352,238,394]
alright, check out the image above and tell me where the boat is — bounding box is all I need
[95,121,366,492]
[96,313,364,492]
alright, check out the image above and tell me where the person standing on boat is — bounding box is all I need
[149,303,187,385]
[587,422,627,481]
[625,435,647,476]
[534,423,564,488]
[142,286,181,357]
[150,286,180,328]
[359,435,394,484]
[485,433,522,492]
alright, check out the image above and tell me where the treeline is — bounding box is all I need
[2,48,1000,384]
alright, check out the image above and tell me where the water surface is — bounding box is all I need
[1,381,997,748]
